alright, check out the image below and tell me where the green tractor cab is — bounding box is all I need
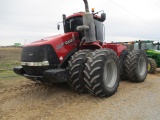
[153,42,160,50]
[134,40,154,50]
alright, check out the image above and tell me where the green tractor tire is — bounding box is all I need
[148,58,157,74]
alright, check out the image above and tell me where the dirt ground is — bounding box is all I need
[0,70,160,120]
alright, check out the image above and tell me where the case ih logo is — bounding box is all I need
[56,39,75,50]
[64,39,75,45]
[65,33,75,45]
[29,53,34,56]
[56,34,76,50]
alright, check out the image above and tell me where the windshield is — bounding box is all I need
[63,16,104,41]
[141,43,153,49]
[64,17,83,33]
[134,42,154,50]
[134,43,139,50]
[154,45,158,50]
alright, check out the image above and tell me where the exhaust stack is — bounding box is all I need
[83,0,89,12]
[77,0,96,43]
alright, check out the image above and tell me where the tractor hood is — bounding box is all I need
[24,34,63,47]
[147,49,160,54]
[22,32,80,64]
[34,34,63,43]
[154,50,160,54]
[24,32,79,47]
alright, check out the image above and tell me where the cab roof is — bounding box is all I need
[66,12,101,20]
[135,40,154,43]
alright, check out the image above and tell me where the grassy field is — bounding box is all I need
[0,47,22,80]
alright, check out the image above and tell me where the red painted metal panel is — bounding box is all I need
[24,32,80,63]
[103,43,126,56]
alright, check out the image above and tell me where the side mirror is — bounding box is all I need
[57,24,60,30]
[100,13,106,22]
[63,14,66,21]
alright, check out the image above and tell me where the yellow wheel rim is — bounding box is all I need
[148,63,151,71]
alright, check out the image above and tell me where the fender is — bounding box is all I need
[103,43,127,56]
[81,41,102,50]
[60,48,78,68]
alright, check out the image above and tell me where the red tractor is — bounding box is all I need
[14,0,148,98]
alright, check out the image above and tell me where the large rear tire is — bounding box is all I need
[67,49,92,93]
[119,49,129,80]
[84,49,120,98]
[148,58,157,74]
[124,50,148,82]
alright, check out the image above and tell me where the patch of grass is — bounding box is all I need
[0,70,22,80]
[0,47,22,70]
[0,47,23,80]
[0,60,20,70]
[0,70,16,77]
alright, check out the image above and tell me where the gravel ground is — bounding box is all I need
[0,69,160,120]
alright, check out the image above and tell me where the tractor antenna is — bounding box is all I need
[83,0,89,12]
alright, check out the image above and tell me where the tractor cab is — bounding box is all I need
[153,42,160,50]
[134,40,154,50]
[58,12,106,42]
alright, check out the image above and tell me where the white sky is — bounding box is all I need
[0,0,160,46]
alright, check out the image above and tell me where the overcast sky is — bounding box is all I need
[1,0,160,46]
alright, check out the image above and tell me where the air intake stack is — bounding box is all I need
[77,0,96,43]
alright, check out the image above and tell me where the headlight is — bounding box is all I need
[21,61,49,66]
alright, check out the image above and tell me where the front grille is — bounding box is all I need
[21,45,60,64]
[21,45,60,75]
[21,46,41,62]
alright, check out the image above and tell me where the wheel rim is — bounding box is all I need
[138,57,147,76]
[148,62,151,71]
[103,59,117,88]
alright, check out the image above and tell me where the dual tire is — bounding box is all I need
[67,49,120,98]
[84,49,120,98]
[124,50,148,82]
[67,49,92,93]
[119,49,129,80]
[67,49,148,98]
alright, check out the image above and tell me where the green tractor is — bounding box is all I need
[153,42,160,50]
[124,40,160,74]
